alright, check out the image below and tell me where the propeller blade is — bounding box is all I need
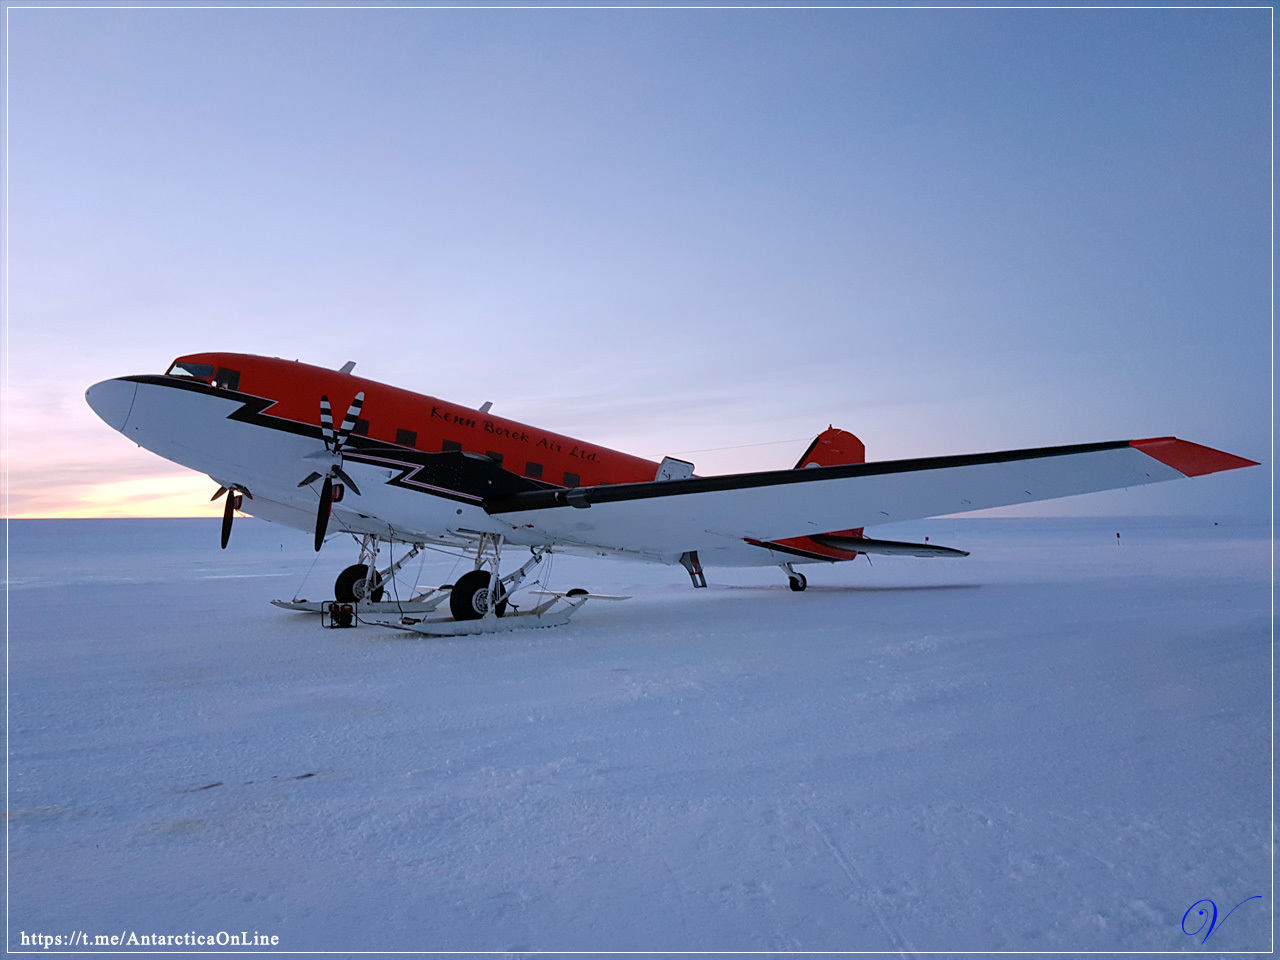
[332,465,361,497]
[319,395,335,450]
[221,489,235,549]
[211,486,228,501]
[314,475,333,552]
[298,471,323,487]
[335,391,365,448]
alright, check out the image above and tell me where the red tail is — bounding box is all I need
[795,427,865,469]
[792,427,865,544]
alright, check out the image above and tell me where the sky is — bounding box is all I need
[3,4,1271,519]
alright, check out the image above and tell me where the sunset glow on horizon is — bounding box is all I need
[8,471,223,520]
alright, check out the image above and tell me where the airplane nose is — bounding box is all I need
[85,378,138,432]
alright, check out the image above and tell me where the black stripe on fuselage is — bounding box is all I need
[483,439,1133,514]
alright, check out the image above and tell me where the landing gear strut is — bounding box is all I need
[782,562,807,592]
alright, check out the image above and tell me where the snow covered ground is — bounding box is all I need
[7,516,1272,953]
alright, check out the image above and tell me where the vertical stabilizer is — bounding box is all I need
[794,427,865,468]
[782,427,867,550]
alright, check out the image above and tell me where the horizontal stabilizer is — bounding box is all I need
[810,534,969,558]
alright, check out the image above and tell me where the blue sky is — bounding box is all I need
[5,5,1270,518]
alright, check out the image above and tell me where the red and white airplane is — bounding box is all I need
[86,353,1257,631]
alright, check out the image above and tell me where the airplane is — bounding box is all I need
[86,352,1258,633]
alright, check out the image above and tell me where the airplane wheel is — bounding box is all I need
[450,569,508,621]
[335,564,384,603]
[788,572,807,592]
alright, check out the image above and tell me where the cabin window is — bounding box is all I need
[166,361,214,380]
[396,429,417,447]
[563,472,580,487]
[352,418,369,436]
[486,451,504,466]
[213,367,240,391]
[442,440,462,453]
[525,461,543,478]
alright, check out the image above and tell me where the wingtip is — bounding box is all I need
[1129,437,1260,477]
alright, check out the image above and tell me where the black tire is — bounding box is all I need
[566,588,589,597]
[335,564,384,603]
[788,572,807,592]
[449,569,508,621]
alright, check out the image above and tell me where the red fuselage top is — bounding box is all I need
[169,353,660,489]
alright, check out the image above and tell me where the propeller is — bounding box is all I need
[210,484,252,549]
[299,391,365,551]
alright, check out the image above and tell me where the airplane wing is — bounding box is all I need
[484,438,1256,558]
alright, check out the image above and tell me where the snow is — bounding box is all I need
[7,516,1271,952]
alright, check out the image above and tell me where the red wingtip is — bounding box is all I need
[1130,437,1260,477]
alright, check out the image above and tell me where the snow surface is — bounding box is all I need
[7,517,1272,953]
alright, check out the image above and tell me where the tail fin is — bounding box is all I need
[792,427,866,545]
[795,426,865,468]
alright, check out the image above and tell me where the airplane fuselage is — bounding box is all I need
[85,353,864,567]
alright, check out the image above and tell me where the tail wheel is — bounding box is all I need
[788,572,807,592]
[335,564,384,603]
[450,569,508,621]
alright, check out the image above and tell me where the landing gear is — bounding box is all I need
[278,531,579,632]
[335,564,384,603]
[333,534,425,604]
[450,569,508,620]
[280,532,605,636]
[448,533,546,621]
[782,562,807,592]
[273,535,445,617]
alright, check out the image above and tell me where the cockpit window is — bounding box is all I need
[213,367,240,391]
[166,361,215,380]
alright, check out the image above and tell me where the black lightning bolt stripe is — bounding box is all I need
[120,375,555,503]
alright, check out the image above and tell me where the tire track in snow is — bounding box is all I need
[802,804,917,958]
[661,858,691,944]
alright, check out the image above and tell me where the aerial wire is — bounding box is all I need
[641,435,809,458]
